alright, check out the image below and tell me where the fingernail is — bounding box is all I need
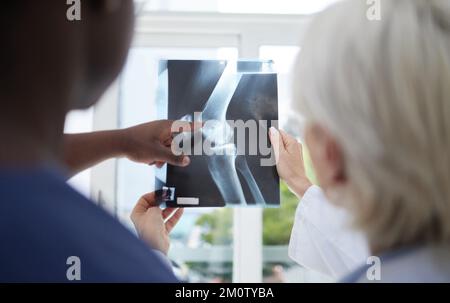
[269,127,278,136]
[182,156,190,166]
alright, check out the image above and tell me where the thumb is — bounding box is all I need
[154,144,191,167]
[132,192,159,216]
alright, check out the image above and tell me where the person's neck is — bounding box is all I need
[0,115,65,168]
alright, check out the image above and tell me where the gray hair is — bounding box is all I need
[294,0,450,252]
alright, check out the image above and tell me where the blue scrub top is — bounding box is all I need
[0,167,178,283]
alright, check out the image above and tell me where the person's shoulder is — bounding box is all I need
[0,167,178,283]
[375,245,450,283]
[344,245,450,283]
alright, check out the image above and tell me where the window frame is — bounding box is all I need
[91,11,311,283]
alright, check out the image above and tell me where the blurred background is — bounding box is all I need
[64,0,342,283]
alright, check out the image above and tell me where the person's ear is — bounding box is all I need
[304,123,346,190]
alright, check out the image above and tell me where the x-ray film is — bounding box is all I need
[155,60,279,207]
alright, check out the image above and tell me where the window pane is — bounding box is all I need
[117,47,238,282]
[136,0,342,15]
[64,109,94,198]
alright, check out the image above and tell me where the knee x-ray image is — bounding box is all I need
[155,60,279,207]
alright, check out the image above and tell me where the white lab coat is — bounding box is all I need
[289,185,370,279]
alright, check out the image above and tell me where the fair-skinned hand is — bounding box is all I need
[120,120,195,168]
[130,192,184,255]
[269,127,313,198]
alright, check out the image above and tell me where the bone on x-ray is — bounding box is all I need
[155,60,280,208]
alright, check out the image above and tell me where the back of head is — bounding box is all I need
[294,0,450,252]
[0,0,134,120]
[0,0,134,161]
